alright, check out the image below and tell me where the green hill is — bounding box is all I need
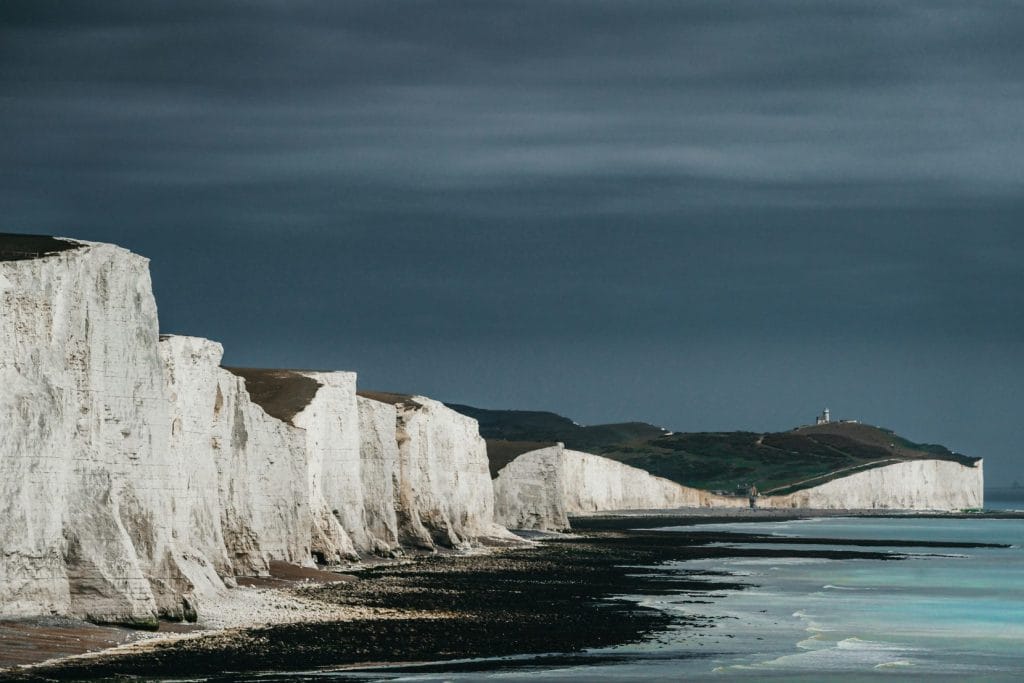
[445,403,668,477]
[447,404,979,494]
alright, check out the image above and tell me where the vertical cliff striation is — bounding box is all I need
[163,343,350,578]
[493,446,570,531]
[360,393,518,549]
[1,240,189,626]
[761,459,984,510]
[291,371,370,559]
[355,396,401,554]
[158,336,231,611]
[493,444,725,530]
[561,449,716,514]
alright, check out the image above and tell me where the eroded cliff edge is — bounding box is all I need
[0,237,511,626]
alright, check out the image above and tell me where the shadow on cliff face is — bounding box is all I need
[9,528,930,681]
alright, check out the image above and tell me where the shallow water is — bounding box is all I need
[337,507,1024,682]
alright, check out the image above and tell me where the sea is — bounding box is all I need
[338,488,1024,682]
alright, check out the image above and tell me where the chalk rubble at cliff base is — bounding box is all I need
[493,444,984,531]
[0,238,514,627]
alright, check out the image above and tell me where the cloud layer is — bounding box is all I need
[2,1,1023,480]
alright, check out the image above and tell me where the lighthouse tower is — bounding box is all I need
[816,407,831,425]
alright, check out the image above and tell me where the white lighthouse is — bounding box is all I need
[816,407,831,425]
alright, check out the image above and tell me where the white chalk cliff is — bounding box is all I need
[0,235,987,625]
[0,238,511,626]
[760,459,984,511]
[494,444,725,530]
[364,393,518,549]
[1,241,197,625]
[494,445,985,530]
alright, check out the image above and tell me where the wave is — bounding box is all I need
[837,637,922,652]
[723,557,832,567]
[796,633,825,650]
[875,659,914,669]
[722,637,926,673]
[792,610,836,634]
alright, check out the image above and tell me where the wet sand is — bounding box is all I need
[0,619,199,670]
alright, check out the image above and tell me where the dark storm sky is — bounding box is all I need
[2,1,1022,482]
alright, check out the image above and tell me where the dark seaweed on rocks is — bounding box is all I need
[11,531,917,681]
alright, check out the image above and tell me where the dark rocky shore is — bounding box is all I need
[4,516,1009,682]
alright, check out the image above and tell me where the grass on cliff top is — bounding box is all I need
[594,423,979,494]
[357,390,423,410]
[446,403,668,453]
[0,233,82,261]
[223,368,323,425]
[485,440,558,478]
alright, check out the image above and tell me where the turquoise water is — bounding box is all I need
[637,516,1024,681]
[338,511,1024,682]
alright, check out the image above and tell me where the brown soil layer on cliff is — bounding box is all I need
[7,528,935,681]
[0,233,82,261]
[357,390,423,410]
[223,367,323,424]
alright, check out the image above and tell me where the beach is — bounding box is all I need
[2,508,1020,681]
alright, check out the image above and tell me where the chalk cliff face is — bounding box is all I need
[1,237,516,626]
[1,241,191,625]
[493,446,570,531]
[494,446,985,529]
[161,338,349,577]
[393,396,517,548]
[493,444,726,530]
[289,371,363,561]
[158,336,232,609]
[762,459,984,510]
[562,449,714,513]
[356,396,401,553]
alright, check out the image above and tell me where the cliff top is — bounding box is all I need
[450,403,980,493]
[224,367,323,425]
[358,390,415,406]
[0,233,82,261]
[447,403,667,450]
[447,403,670,477]
[358,391,426,413]
[618,423,979,495]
